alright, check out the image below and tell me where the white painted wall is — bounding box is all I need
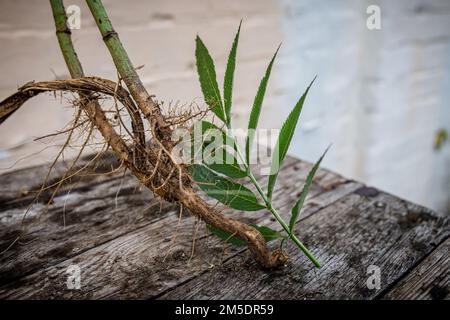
[0,0,448,213]
[273,0,450,214]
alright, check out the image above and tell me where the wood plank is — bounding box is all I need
[382,237,450,300]
[0,149,206,285]
[0,173,175,286]
[0,159,359,298]
[0,152,121,210]
[160,191,449,299]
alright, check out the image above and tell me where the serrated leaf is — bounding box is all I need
[191,121,237,150]
[250,224,284,242]
[245,46,280,165]
[207,148,247,179]
[289,146,329,232]
[202,141,246,178]
[195,36,226,123]
[190,121,239,166]
[267,77,316,200]
[189,164,265,211]
[199,125,246,178]
[207,224,246,246]
[223,20,241,126]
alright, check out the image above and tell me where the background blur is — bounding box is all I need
[0,0,449,214]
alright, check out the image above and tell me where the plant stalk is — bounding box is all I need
[49,0,137,171]
[248,166,321,268]
[50,0,84,78]
[85,0,172,143]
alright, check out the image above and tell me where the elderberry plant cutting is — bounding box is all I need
[0,1,328,270]
[188,22,328,268]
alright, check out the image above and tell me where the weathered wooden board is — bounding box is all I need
[0,153,448,300]
[382,237,450,300]
[0,155,301,285]
[0,152,121,207]
[0,155,359,299]
[0,162,169,284]
[160,191,449,299]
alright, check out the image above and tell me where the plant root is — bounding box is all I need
[0,77,287,269]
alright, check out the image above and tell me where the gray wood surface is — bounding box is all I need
[0,154,448,299]
[382,237,450,300]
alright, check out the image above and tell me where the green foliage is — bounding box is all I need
[194,23,326,268]
[191,120,238,153]
[195,36,226,123]
[267,77,316,200]
[223,20,241,126]
[206,149,247,179]
[189,164,265,211]
[207,224,247,246]
[245,46,280,165]
[190,121,245,178]
[250,224,285,242]
[289,147,329,232]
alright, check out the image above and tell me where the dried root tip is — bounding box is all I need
[245,230,288,268]
[267,250,288,268]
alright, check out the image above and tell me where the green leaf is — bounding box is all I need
[207,148,247,179]
[250,224,284,242]
[289,146,329,232]
[191,121,246,178]
[223,20,242,126]
[195,36,226,123]
[189,164,265,211]
[245,46,280,165]
[267,77,316,199]
[207,224,246,246]
[190,121,241,170]
[191,121,237,151]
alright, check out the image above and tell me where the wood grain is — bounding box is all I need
[1,153,447,300]
[160,191,449,299]
[382,237,450,300]
[0,157,358,299]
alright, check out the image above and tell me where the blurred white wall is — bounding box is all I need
[274,0,450,214]
[0,0,448,213]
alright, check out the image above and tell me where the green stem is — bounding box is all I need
[85,0,172,143]
[226,127,321,268]
[85,0,155,112]
[85,0,140,92]
[49,0,84,78]
[49,0,134,168]
[248,170,321,268]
